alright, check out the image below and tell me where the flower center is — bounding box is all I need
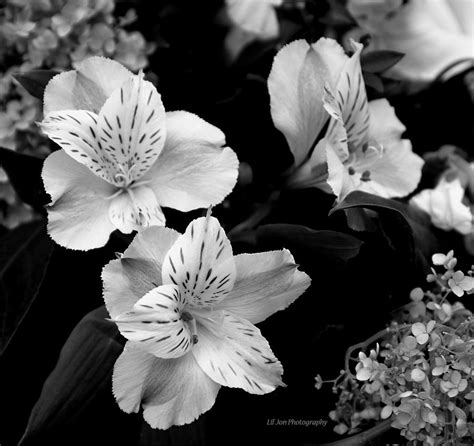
[182,310,199,344]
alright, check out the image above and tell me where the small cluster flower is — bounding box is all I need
[0,0,155,228]
[316,251,474,444]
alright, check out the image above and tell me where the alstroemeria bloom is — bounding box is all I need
[410,178,473,235]
[40,57,238,250]
[347,0,474,82]
[268,38,423,201]
[102,214,310,429]
[224,0,282,59]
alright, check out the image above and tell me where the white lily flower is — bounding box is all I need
[268,37,423,201]
[102,214,311,429]
[410,178,473,235]
[347,0,474,82]
[40,57,239,250]
[224,0,282,59]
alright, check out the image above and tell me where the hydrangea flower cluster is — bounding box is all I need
[0,0,154,228]
[316,251,474,445]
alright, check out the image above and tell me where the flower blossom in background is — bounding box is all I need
[0,0,155,229]
[347,0,474,83]
[410,178,473,235]
[268,37,423,202]
[40,57,239,250]
[224,0,282,60]
[102,214,311,429]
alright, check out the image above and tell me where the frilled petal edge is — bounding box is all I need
[113,342,220,429]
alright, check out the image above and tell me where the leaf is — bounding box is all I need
[0,147,49,213]
[19,306,125,445]
[329,191,438,266]
[13,70,58,100]
[0,220,53,356]
[361,50,404,74]
[257,224,363,270]
[363,71,384,94]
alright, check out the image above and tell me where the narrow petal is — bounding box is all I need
[108,186,165,234]
[145,111,238,212]
[114,285,194,359]
[216,250,311,324]
[324,120,355,201]
[162,216,236,307]
[97,73,166,185]
[323,40,370,152]
[192,311,284,394]
[42,150,115,250]
[102,226,180,319]
[268,40,330,167]
[44,56,132,114]
[40,110,114,183]
[113,342,220,429]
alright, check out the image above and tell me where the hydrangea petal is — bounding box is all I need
[108,186,165,234]
[102,227,180,319]
[44,56,132,114]
[114,285,194,359]
[145,111,238,212]
[216,250,311,324]
[113,342,220,429]
[42,150,115,250]
[97,73,166,184]
[192,310,284,394]
[162,216,236,307]
[268,40,329,167]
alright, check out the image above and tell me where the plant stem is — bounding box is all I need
[304,419,393,446]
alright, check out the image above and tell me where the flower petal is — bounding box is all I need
[192,311,284,394]
[268,40,329,167]
[97,73,166,185]
[114,285,194,359]
[44,56,132,114]
[162,216,236,307]
[40,110,113,183]
[216,250,311,324]
[108,186,165,233]
[145,111,238,212]
[42,150,115,250]
[113,342,220,429]
[351,0,474,82]
[323,40,370,152]
[324,120,356,201]
[226,0,281,39]
[102,226,180,318]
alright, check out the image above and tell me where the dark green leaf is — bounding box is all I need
[0,147,49,213]
[0,221,53,356]
[329,191,438,264]
[363,72,385,94]
[361,50,404,74]
[257,224,363,269]
[19,306,124,445]
[13,70,58,100]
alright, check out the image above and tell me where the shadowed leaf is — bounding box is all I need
[13,70,58,100]
[0,220,53,356]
